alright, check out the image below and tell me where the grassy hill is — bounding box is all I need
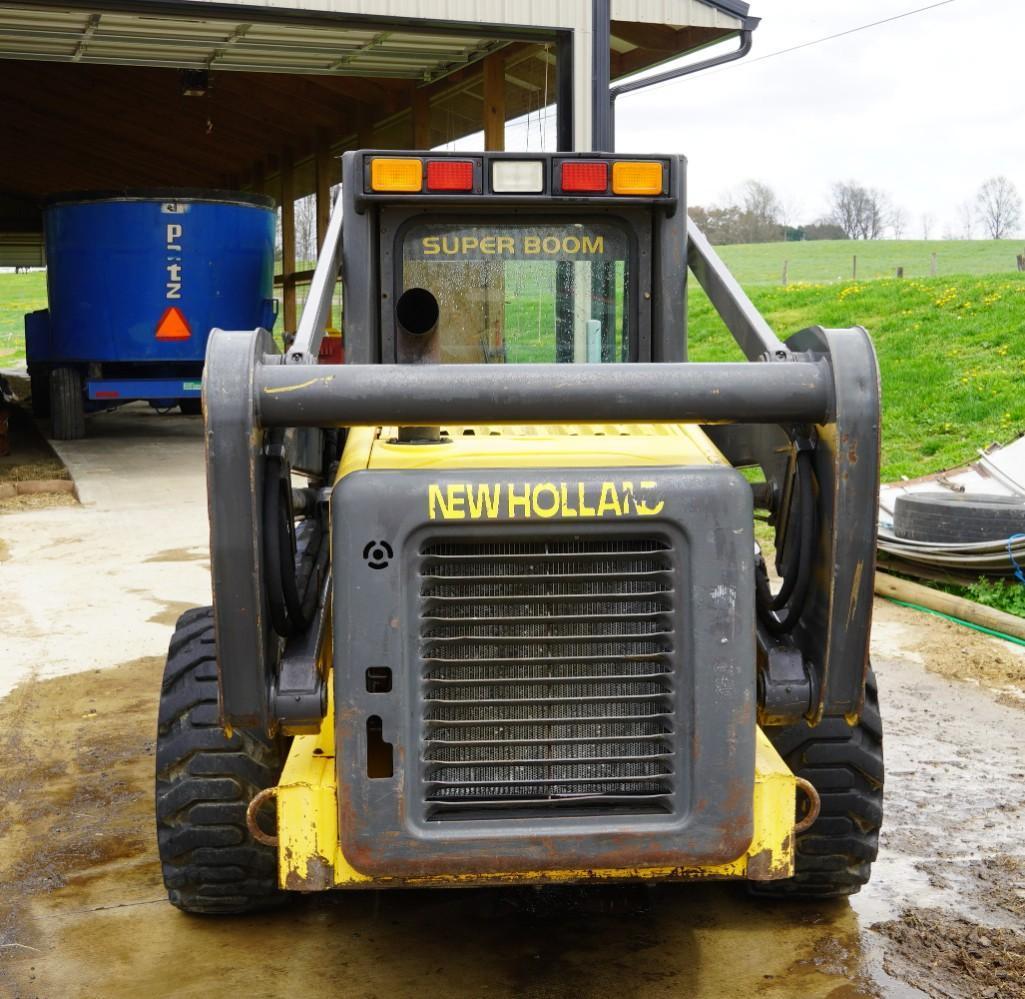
[716,239,1025,285]
[690,273,1025,481]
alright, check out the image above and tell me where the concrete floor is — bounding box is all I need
[2,407,1024,999]
[0,405,210,698]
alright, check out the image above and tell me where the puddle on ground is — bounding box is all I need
[2,646,1023,998]
[142,547,209,564]
[145,599,198,628]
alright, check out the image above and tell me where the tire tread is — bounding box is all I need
[755,672,884,898]
[155,606,285,915]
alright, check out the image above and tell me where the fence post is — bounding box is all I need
[930,252,937,276]
[782,260,789,286]
[896,266,904,279]
[852,255,857,281]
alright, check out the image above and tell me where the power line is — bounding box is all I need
[731,0,959,70]
[635,0,960,96]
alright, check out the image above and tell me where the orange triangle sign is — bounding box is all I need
[155,306,191,340]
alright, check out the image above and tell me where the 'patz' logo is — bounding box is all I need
[165,222,183,300]
[428,481,664,521]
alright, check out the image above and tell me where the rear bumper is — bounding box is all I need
[275,714,797,890]
[87,377,201,401]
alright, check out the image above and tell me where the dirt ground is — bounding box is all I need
[2,410,1025,998]
[0,388,74,515]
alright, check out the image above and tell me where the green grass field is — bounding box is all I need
[4,255,1025,484]
[717,239,1025,285]
[0,270,45,365]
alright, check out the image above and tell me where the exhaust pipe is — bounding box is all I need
[396,286,440,364]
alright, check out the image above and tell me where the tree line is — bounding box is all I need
[689,176,1023,245]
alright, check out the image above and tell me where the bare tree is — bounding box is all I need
[976,176,1023,239]
[294,194,318,264]
[920,212,935,240]
[890,206,909,240]
[690,179,784,244]
[954,200,975,240]
[828,181,888,240]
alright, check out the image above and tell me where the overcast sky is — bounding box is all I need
[483,0,1023,238]
[614,0,1024,236]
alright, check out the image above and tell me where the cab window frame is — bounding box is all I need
[379,206,653,364]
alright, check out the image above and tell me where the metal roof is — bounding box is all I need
[0,8,513,78]
[0,2,748,78]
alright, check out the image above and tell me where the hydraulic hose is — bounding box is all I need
[757,449,818,635]
[262,430,323,638]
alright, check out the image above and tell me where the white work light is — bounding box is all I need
[491,160,544,193]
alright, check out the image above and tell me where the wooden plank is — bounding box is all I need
[273,269,317,287]
[315,129,332,251]
[280,146,297,335]
[483,52,506,152]
[875,571,1025,642]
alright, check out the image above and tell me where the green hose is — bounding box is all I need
[883,597,1025,648]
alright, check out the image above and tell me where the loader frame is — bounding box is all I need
[202,150,880,741]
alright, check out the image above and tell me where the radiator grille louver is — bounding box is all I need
[419,538,676,820]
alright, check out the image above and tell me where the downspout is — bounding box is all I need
[606,27,756,151]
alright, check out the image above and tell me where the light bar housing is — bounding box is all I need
[360,151,674,205]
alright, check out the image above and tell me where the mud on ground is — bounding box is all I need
[0,382,73,514]
[2,606,1025,998]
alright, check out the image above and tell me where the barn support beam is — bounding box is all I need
[412,85,431,149]
[280,146,297,335]
[483,52,506,151]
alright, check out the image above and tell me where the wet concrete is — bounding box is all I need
[2,611,1023,998]
[2,408,1024,998]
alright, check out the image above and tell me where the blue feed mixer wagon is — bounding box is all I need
[25,190,277,439]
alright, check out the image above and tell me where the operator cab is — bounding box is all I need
[339,151,688,365]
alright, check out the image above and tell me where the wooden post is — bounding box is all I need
[280,146,296,335]
[483,52,506,152]
[781,260,789,286]
[357,108,375,151]
[896,266,904,279]
[852,255,857,281]
[931,252,938,276]
[315,129,332,252]
[412,86,431,150]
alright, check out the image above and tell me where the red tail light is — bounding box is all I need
[426,160,474,191]
[560,161,608,192]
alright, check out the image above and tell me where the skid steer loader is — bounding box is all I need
[155,150,883,913]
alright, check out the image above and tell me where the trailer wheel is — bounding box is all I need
[178,399,202,416]
[754,671,883,898]
[28,366,50,418]
[49,366,85,440]
[155,606,288,914]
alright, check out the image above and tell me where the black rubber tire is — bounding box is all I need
[178,398,202,416]
[754,671,883,898]
[28,366,50,418]
[49,366,85,440]
[155,606,288,915]
[894,491,1025,544]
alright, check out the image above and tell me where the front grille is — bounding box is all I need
[419,538,676,820]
